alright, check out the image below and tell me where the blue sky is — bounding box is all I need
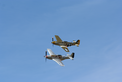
[0,0,122,82]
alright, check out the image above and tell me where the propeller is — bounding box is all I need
[52,37,54,47]
[44,51,47,62]
[52,37,54,41]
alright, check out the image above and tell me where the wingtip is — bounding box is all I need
[61,65,65,66]
[55,35,59,37]
[47,48,51,50]
[47,48,50,50]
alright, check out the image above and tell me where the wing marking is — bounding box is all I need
[53,58,64,66]
[61,46,69,52]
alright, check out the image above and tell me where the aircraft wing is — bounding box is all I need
[61,46,69,52]
[55,35,62,42]
[47,49,55,55]
[53,58,64,66]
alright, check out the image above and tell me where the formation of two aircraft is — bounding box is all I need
[44,35,80,66]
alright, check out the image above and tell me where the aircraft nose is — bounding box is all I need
[52,41,55,44]
[44,56,48,58]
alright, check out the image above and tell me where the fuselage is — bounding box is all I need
[45,55,69,60]
[52,41,75,47]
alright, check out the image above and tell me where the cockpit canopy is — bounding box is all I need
[63,41,68,42]
[57,55,62,56]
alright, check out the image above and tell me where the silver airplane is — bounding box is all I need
[51,35,80,52]
[44,49,75,66]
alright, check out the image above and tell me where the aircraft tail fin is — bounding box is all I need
[75,40,80,47]
[71,53,75,58]
[67,53,75,60]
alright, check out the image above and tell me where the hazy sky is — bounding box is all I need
[0,0,122,82]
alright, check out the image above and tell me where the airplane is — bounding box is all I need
[44,49,75,66]
[51,35,80,52]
